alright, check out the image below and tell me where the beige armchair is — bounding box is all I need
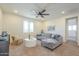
[10,36,23,45]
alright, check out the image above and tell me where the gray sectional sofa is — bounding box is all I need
[0,31,10,56]
[36,33,63,50]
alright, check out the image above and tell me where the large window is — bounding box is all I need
[23,21,34,33]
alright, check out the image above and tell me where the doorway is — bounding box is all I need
[66,17,78,45]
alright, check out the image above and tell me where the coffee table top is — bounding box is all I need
[24,38,36,41]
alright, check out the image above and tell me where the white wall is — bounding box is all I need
[78,16,79,45]
[0,8,2,34]
[2,12,43,39]
[43,18,66,42]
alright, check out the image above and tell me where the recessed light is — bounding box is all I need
[14,10,18,13]
[61,11,65,14]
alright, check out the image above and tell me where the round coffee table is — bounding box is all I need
[24,38,37,47]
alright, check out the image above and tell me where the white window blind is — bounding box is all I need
[23,21,34,33]
[68,25,76,31]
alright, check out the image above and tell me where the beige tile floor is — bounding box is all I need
[9,40,79,56]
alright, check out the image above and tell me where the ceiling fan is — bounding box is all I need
[34,9,50,18]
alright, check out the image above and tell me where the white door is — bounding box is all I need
[66,17,78,42]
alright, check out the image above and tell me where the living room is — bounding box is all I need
[0,3,79,56]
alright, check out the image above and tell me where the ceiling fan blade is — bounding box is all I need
[33,9,40,18]
[41,9,46,13]
[38,12,41,15]
[42,13,50,15]
[40,15,44,18]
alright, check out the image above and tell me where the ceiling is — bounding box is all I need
[0,3,79,20]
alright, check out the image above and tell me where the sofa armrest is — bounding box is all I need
[56,36,63,43]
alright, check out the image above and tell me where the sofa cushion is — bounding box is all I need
[53,34,60,39]
[42,38,58,44]
[51,34,54,38]
[43,33,52,38]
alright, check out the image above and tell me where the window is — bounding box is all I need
[23,21,34,33]
[23,21,29,32]
[68,26,72,31]
[73,25,76,31]
[29,22,34,32]
[68,25,76,31]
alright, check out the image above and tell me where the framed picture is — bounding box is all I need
[48,25,55,31]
